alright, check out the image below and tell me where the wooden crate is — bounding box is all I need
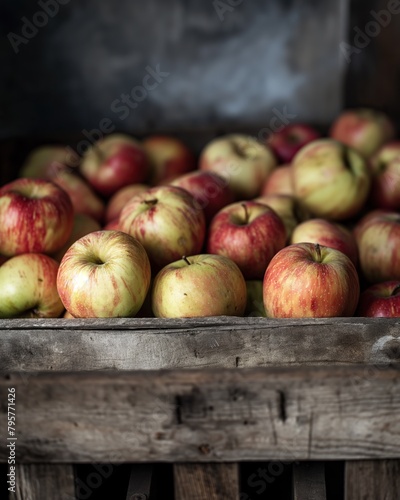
[1,317,400,499]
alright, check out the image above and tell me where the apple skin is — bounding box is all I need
[261,164,294,196]
[119,186,206,271]
[263,243,360,318]
[20,145,106,223]
[255,194,309,242]
[0,178,74,257]
[170,171,235,223]
[267,123,321,163]
[80,134,149,197]
[57,230,151,318]
[52,213,101,262]
[354,210,400,283]
[0,253,64,318]
[105,184,150,223]
[207,201,286,280]
[143,135,196,186]
[330,108,395,158]
[103,218,121,231]
[151,254,247,318]
[292,139,371,220]
[290,218,358,266]
[369,142,400,210]
[245,280,265,317]
[199,134,277,199]
[357,281,400,317]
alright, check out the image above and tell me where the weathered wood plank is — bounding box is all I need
[1,317,399,371]
[174,463,239,500]
[0,365,399,463]
[293,462,326,500]
[15,464,75,500]
[345,459,400,500]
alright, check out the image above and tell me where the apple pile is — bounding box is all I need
[1,107,400,319]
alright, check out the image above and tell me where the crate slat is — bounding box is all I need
[345,459,400,500]
[293,462,326,500]
[1,365,399,463]
[15,464,75,500]
[174,463,239,500]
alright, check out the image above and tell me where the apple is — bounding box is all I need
[52,213,101,262]
[119,186,206,271]
[261,164,294,196]
[207,201,286,280]
[369,142,400,210]
[330,108,395,158]
[290,218,358,266]
[0,255,7,266]
[263,242,360,318]
[80,134,149,197]
[105,184,150,223]
[199,134,277,199]
[151,254,247,318]
[255,194,309,241]
[170,171,235,223]
[103,218,121,231]
[357,281,400,317]
[20,145,105,223]
[0,253,64,318]
[0,178,74,257]
[57,230,151,318]
[267,123,321,163]
[292,139,371,220]
[245,280,265,317]
[64,310,75,318]
[354,210,400,283]
[143,135,196,185]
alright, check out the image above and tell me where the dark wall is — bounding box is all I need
[0,0,345,140]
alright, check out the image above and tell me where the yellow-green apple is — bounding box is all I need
[292,139,370,220]
[143,135,196,185]
[170,171,235,223]
[80,134,149,197]
[330,108,395,158]
[20,145,105,223]
[0,253,64,318]
[64,310,75,318]
[263,243,360,318]
[354,210,400,283]
[57,230,151,318]
[261,164,294,196]
[199,134,277,199]
[369,142,400,210]
[267,123,320,163]
[119,186,206,271]
[105,183,150,223]
[357,281,400,317]
[207,201,286,280]
[255,194,309,241]
[0,178,74,257]
[151,254,246,318]
[291,218,358,266]
[52,213,101,262]
[245,280,265,317]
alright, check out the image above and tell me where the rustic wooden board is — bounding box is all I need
[345,459,400,500]
[293,462,326,500]
[1,317,400,372]
[1,365,399,463]
[15,464,75,500]
[174,463,239,500]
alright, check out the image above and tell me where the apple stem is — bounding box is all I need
[315,243,322,262]
[242,203,249,224]
[391,284,400,297]
[182,256,191,266]
[144,198,158,206]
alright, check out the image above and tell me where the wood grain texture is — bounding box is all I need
[293,462,326,500]
[1,365,399,463]
[345,459,400,500]
[174,463,239,500]
[1,317,400,372]
[15,464,75,500]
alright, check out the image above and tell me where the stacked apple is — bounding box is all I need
[2,107,400,319]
